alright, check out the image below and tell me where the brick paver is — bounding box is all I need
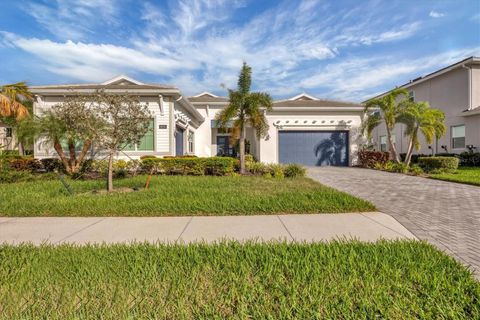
[308,167,480,277]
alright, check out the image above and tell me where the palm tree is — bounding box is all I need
[397,101,446,166]
[0,82,32,120]
[216,63,273,174]
[364,88,409,163]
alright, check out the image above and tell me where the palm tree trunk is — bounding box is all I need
[73,140,92,173]
[107,151,114,192]
[68,141,77,172]
[53,141,72,174]
[239,126,246,175]
[386,127,400,163]
[405,138,414,166]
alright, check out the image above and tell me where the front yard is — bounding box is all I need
[0,241,478,319]
[0,175,374,216]
[430,167,480,186]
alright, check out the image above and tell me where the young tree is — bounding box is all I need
[216,62,273,174]
[21,95,105,174]
[397,101,446,166]
[95,91,151,192]
[364,88,409,163]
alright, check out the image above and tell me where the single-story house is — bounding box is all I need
[31,75,366,166]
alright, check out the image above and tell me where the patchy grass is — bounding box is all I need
[0,241,478,319]
[430,167,480,186]
[0,175,374,216]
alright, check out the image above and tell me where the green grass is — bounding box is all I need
[430,167,480,186]
[0,175,375,216]
[0,241,478,319]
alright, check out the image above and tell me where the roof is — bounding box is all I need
[31,75,176,92]
[364,56,480,102]
[273,99,362,108]
[188,92,229,103]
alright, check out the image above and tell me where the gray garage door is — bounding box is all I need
[278,131,349,166]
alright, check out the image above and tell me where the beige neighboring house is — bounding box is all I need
[30,75,366,166]
[0,122,16,151]
[368,56,480,155]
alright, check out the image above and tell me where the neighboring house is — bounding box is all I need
[368,56,480,155]
[31,75,366,166]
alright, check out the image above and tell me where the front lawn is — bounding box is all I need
[430,167,480,186]
[0,175,374,216]
[0,241,478,319]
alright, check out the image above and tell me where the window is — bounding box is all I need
[5,127,12,138]
[408,90,415,102]
[122,119,155,152]
[60,139,84,152]
[380,134,395,152]
[451,125,465,149]
[380,136,387,152]
[188,131,194,153]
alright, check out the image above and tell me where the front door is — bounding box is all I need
[175,127,184,156]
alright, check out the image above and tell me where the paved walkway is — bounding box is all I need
[308,167,480,276]
[0,213,414,245]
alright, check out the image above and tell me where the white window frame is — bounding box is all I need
[451,125,465,149]
[408,90,415,102]
[380,135,387,152]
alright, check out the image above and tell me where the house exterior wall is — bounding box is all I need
[0,123,16,151]
[259,110,364,165]
[371,65,480,155]
[33,95,174,159]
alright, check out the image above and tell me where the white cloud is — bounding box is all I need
[429,11,445,18]
[23,0,119,40]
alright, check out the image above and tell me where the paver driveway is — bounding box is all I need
[308,167,480,277]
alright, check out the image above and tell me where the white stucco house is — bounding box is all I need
[30,75,366,166]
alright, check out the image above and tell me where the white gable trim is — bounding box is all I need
[191,91,219,98]
[101,75,144,85]
[288,93,319,101]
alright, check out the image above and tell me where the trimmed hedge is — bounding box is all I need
[358,150,389,168]
[400,152,480,167]
[141,156,235,176]
[418,157,459,173]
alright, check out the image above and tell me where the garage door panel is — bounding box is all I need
[278,131,348,166]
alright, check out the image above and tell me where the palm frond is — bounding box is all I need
[361,112,382,140]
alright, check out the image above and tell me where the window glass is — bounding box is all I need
[188,131,194,153]
[408,91,415,102]
[5,127,12,138]
[123,119,155,151]
[60,139,84,152]
[380,136,387,152]
[452,125,465,149]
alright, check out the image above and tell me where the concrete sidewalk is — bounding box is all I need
[0,213,415,245]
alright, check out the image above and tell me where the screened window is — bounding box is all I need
[122,119,155,152]
[5,127,12,138]
[188,131,194,153]
[451,125,465,149]
[408,90,415,102]
[380,136,387,152]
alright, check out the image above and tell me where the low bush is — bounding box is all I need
[409,164,424,175]
[358,150,389,168]
[283,163,306,178]
[247,161,268,175]
[267,164,285,179]
[140,156,236,176]
[390,162,409,174]
[459,152,480,167]
[9,157,42,172]
[40,158,65,172]
[418,157,459,173]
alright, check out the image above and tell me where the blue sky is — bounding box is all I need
[0,0,479,101]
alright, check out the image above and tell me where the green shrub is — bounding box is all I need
[247,162,269,175]
[40,158,65,172]
[409,164,424,175]
[268,164,285,179]
[161,158,205,175]
[140,156,235,176]
[418,157,459,173]
[283,163,306,178]
[203,157,235,176]
[390,162,409,174]
[140,155,158,160]
[0,170,33,183]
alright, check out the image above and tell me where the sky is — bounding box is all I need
[0,0,479,102]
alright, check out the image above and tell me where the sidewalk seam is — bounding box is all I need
[276,216,294,241]
[55,218,106,244]
[176,217,193,242]
[359,213,415,239]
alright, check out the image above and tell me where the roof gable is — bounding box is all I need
[288,93,319,101]
[191,91,219,98]
[101,75,144,86]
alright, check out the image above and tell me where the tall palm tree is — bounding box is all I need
[0,82,32,120]
[364,88,409,163]
[216,63,273,174]
[397,101,446,166]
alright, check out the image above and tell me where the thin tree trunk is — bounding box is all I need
[68,141,77,172]
[405,138,414,166]
[107,151,114,192]
[18,142,24,156]
[53,141,71,174]
[239,126,246,175]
